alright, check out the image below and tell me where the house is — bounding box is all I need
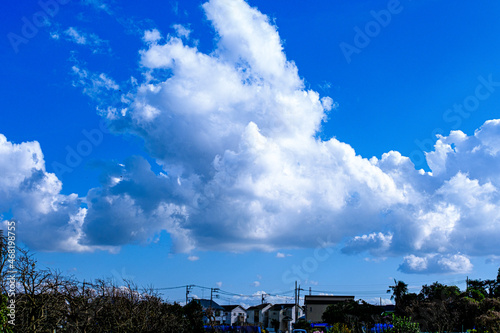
[246,303,272,327]
[195,299,225,324]
[267,304,303,333]
[304,295,355,323]
[222,305,247,325]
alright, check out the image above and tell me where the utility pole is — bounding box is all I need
[295,281,297,306]
[294,282,303,324]
[309,287,311,295]
[261,293,266,304]
[294,281,298,331]
[207,287,219,327]
[210,287,220,303]
[186,285,193,304]
[298,284,302,307]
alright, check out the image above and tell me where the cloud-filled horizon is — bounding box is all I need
[2,0,500,276]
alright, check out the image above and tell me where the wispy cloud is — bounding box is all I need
[172,24,190,39]
[70,64,122,108]
[82,0,113,15]
[52,26,111,54]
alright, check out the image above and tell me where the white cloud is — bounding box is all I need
[188,255,199,261]
[126,0,407,254]
[306,280,319,286]
[143,29,162,43]
[82,0,113,15]
[362,297,394,306]
[65,27,87,44]
[0,134,114,252]
[172,24,190,39]
[342,232,393,256]
[252,281,260,287]
[71,65,121,104]
[216,281,223,287]
[63,27,110,53]
[475,119,500,155]
[399,254,472,274]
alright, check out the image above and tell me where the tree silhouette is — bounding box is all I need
[387,279,408,315]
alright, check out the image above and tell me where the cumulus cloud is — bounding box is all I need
[172,24,190,39]
[399,254,473,274]
[3,0,500,275]
[0,134,113,252]
[114,0,408,255]
[143,29,162,43]
[342,232,393,256]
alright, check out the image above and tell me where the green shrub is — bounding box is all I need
[327,323,352,333]
[390,314,419,333]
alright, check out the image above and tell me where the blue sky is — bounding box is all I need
[2,0,500,306]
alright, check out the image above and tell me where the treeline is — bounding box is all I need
[0,242,205,333]
[321,273,500,333]
[391,275,500,332]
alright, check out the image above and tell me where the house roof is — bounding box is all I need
[304,295,355,305]
[270,303,296,311]
[195,299,225,310]
[247,303,271,311]
[222,305,246,311]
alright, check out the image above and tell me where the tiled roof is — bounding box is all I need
[270,303,295,311]
[222,305,245,311]
[247,303,271,311]
[195,299,225,310]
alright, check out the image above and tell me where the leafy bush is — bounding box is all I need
[390,314,419,333]
[328,323,352,333]
[0,295,13,333]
